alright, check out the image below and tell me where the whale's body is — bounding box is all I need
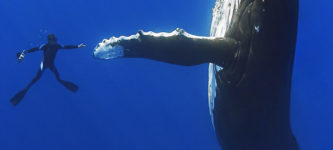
[94,0,299,149]
[209,0,299,149]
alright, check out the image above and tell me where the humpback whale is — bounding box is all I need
[94,0,299,149]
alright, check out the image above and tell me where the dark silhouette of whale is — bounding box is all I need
[94,0,299,149]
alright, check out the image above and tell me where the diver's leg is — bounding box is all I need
[10,68,44,106]
[94,29,239,67]
[49,65,61,82]
[25,69,43,90]
[49,66,78,92]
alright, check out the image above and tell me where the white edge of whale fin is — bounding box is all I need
[208,0,241,131]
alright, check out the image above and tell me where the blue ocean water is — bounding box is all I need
[0,0,331,150]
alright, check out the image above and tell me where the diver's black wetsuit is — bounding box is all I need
[11,42,82,106]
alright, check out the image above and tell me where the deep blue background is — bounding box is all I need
[0,0,332,150]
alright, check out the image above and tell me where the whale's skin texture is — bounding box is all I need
[211,0,299,150]
[93,0,299,149]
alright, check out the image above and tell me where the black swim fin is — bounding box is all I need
[60,81,78,92]
[10,90,27,106]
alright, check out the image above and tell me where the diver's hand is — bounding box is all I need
[17,50,26,63]
[78,43,86,48]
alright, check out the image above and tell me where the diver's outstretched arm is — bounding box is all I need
[16,47,40,62]
[26,47,40,53]
[94,29,239,67]
[62,43,86,49]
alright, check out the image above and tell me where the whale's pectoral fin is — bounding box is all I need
[94,29,239,67]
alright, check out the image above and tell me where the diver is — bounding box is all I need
[10,34,86,106]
